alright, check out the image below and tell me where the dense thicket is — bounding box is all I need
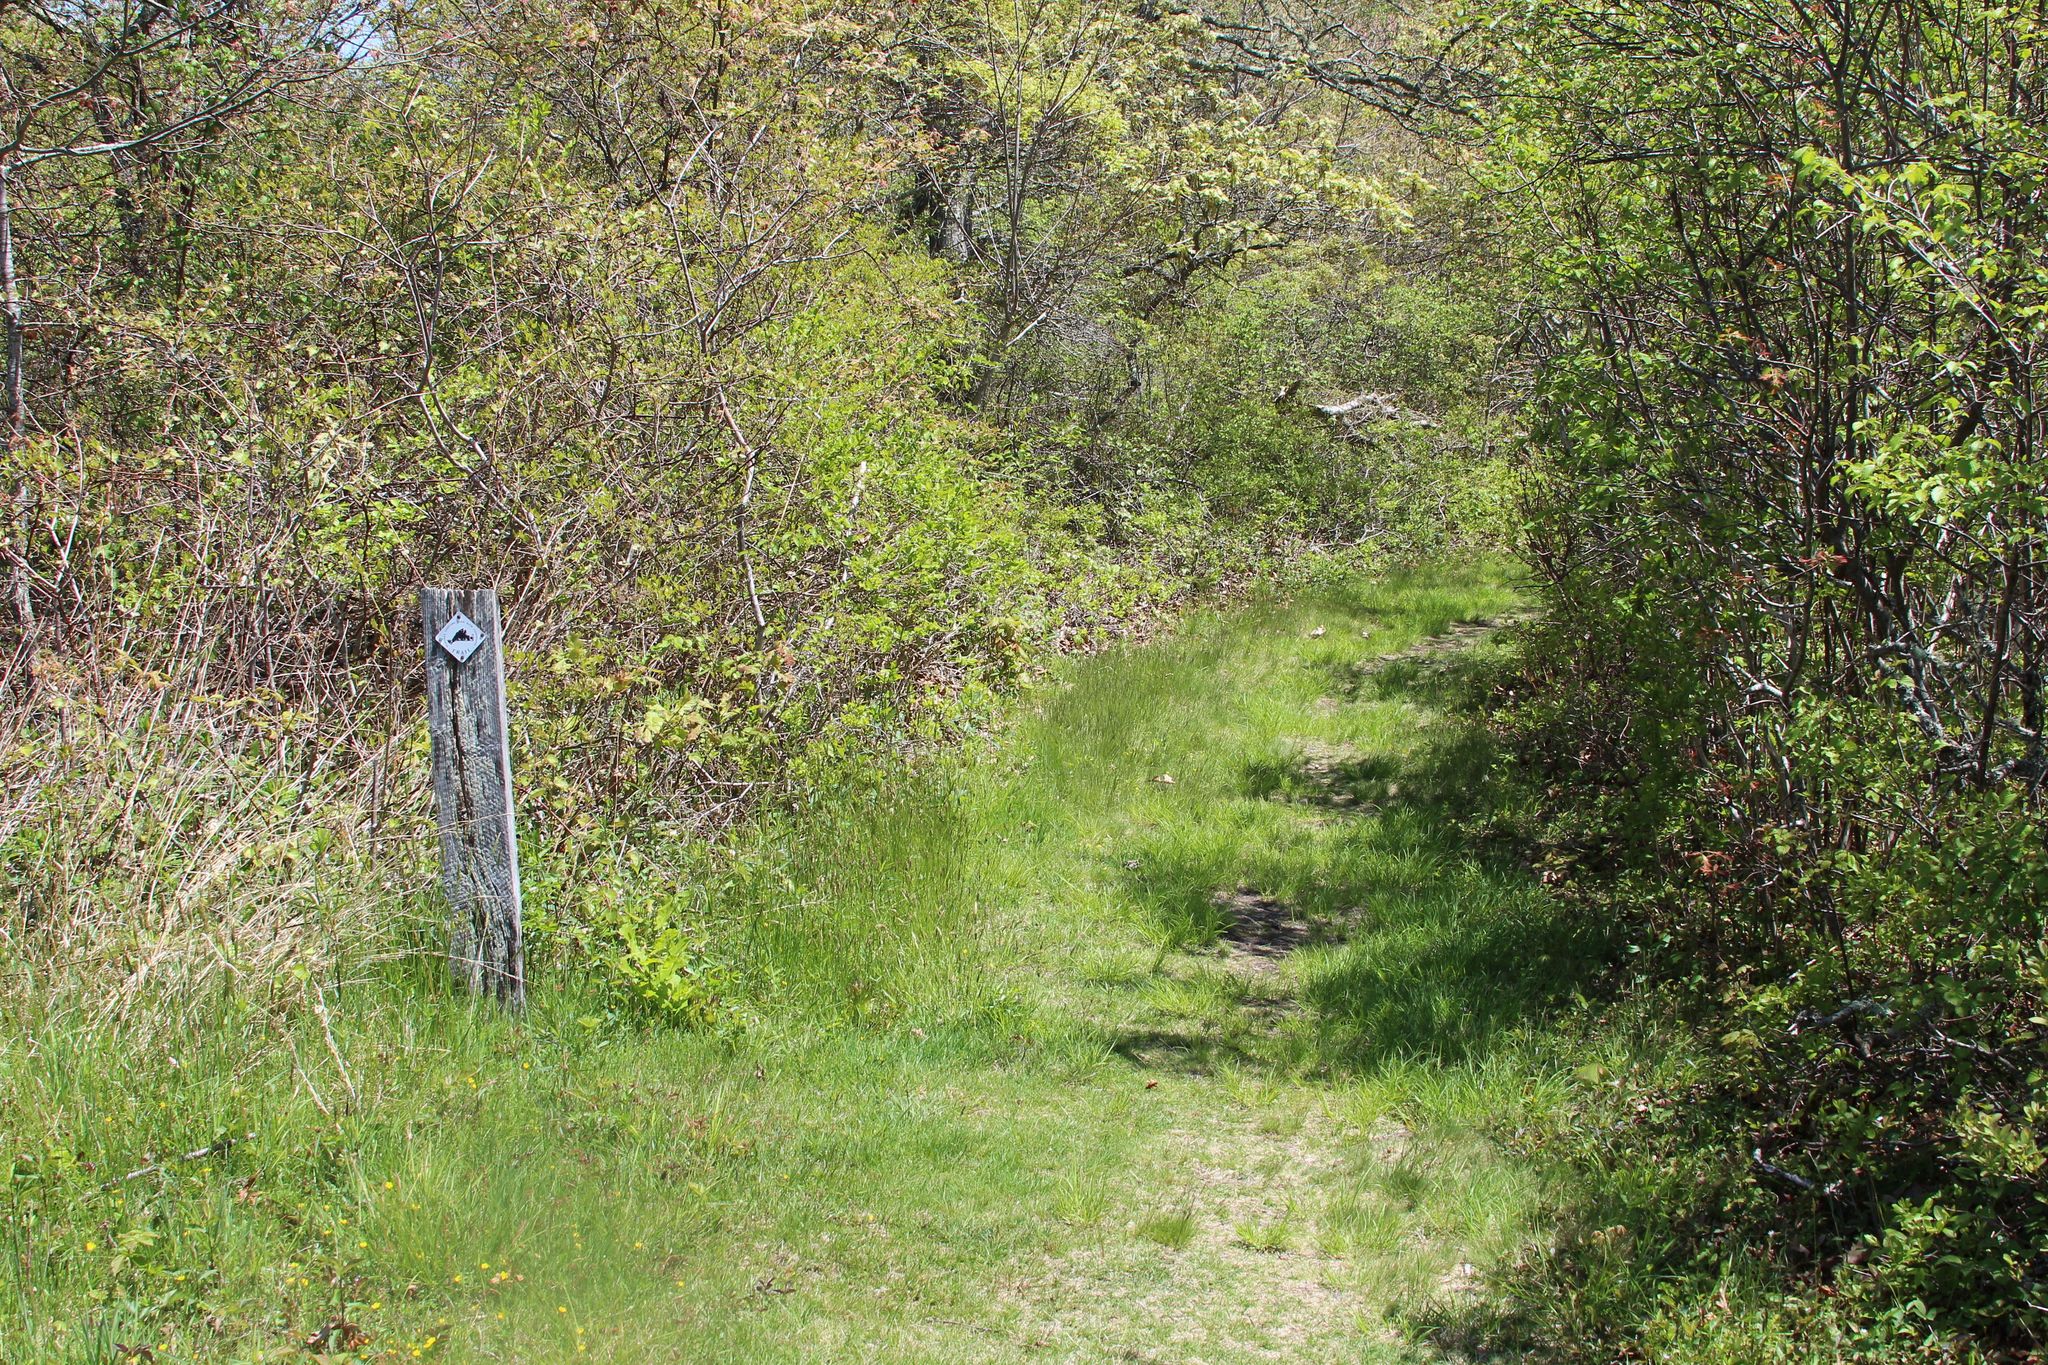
[1484,0,2048,1356]
[0,3,1495,1005]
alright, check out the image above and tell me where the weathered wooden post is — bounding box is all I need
[421,587,525,1008]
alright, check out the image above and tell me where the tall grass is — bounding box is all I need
[1,638,433,1030]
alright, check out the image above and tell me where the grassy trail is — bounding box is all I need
[8,563,1596,1363]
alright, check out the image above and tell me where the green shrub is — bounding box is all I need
[607,898,727,1028]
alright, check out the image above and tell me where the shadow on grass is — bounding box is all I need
[1318,619,1530,708]
[1308,659,1613,1073]
[1106,642,1616,1081]
[1109,1024,1273,1073]
[1242,750,1401,809]
[1121,859,1241,948]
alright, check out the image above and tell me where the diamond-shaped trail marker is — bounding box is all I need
[435,611,486,663]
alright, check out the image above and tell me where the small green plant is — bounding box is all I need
[608,899,725,1026]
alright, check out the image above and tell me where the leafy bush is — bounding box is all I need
[1475,0,2048,1355]
[606,898,727,1028]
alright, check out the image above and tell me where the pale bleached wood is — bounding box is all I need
[421,587,525,1007]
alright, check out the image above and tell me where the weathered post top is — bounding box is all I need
[421,587,525,1008]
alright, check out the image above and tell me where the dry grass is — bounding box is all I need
[1,651,434,1044]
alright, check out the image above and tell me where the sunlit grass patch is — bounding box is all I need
[1233,1215,1297,1253]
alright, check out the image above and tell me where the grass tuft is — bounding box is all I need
[1135,1209,1200,1250]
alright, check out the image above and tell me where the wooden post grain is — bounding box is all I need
[421,587,525,1008]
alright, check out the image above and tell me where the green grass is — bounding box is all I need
[2,560,1590,1363]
